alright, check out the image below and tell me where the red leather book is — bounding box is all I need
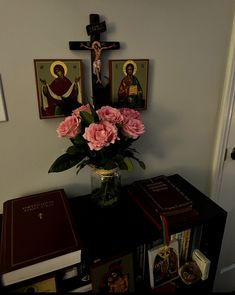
[130,175,193,216]
[128,187,162,231]
[0,189,82,286]
[127,175,199,231]
[128,186,199,231]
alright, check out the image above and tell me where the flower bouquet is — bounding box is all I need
[48,104,145,207]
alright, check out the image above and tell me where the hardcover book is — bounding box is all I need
[0,189,82,287]
[128,175,199,231]
[128,187,162,231]
[130,175,193,216]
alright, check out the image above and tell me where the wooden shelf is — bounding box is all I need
[0,174,227,292]
[68,173,227,292]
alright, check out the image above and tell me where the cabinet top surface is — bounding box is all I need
[68,174,227,259]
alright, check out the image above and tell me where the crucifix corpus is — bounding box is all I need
[69,14,120,109]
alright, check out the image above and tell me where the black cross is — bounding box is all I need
[69,14,120,109]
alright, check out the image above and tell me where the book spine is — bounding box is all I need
[0,200,12,274]
[128,189,162,231]
[189,225,203,258]
[182,229,191,263]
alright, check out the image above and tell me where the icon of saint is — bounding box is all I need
[118,60,144,108]
[40,60,82,117]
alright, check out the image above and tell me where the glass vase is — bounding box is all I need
[90,166,121,208]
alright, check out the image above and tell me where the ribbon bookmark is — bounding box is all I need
[160,214,169,246]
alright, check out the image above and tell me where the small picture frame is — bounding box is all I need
[34,59,84,119]
[109,59,149,110]
[90,252,135,293]
[148,239,179,289]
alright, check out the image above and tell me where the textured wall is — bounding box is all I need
[0,0,234,210]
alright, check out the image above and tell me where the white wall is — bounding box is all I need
[0,0,234,211]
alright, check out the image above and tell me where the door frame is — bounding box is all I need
[210,16,235,202]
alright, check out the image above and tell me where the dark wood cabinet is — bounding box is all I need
[0,174,227,293]
[69,174,227,292]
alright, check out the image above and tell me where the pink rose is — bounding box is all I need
[56,115,81,138]
[83,121,119,151]
[122,118,145,139]
[119,108,141,123]
[72,104,91,117]
[97,106,123,124]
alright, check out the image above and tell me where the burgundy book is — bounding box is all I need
[128,187,162,231]
[128,186,199,231]
[130,175,193,216]
[128,175,199,231]
[0,189,82,286]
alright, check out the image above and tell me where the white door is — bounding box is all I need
[213,118,235,292]
[211,16,235,292]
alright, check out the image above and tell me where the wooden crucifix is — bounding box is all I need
[69,14,120,109]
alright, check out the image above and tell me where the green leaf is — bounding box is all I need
[66,145,80,155]
[123,157,134,171]
[88,102,99,121]
[73,133,86,145]
[80,111,95,125]
[129,156,146,170]
[138,160,146,169]
[48,153,85,173]
[115,155,128,170]
[76,158,89,174]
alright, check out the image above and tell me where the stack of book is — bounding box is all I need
[127,175,199,231]
[0,189,82,291]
